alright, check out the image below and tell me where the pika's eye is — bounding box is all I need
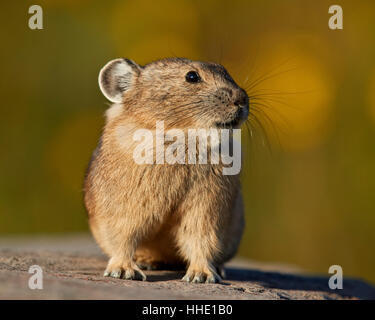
[185,71,201,83]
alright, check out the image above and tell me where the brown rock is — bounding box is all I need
[0,235,374,300]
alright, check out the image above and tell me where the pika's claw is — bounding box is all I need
[182,268,221,284]
[110,270,122,278]
[192,273,206,283]
[104,269,122,278]
[182,274,192,282]
[206,273,221,283]
[123,268,146,281]
[104,260,147,281]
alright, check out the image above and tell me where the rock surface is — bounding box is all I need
[0,234,374,300]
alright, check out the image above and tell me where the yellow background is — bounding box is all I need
[1,0,374,283]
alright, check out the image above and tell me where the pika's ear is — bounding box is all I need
[98,58,141,103]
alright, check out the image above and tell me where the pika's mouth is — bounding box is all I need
[215,106,249,129]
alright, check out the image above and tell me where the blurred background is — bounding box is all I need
[1,0,374,283]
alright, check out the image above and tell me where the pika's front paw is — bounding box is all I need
[182,268,222,284]
[103,261,146,281]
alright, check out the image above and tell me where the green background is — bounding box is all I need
[1,0,375,283]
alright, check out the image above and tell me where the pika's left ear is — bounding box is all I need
[98,58,141,103]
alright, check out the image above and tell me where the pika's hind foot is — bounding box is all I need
[137,261,186,271]
[103,259,146,281]
[182,266,222,284]
[137,262,160,271]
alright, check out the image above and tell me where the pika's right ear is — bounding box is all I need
[98,58,141,103]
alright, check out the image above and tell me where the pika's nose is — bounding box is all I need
[234,89,249,109]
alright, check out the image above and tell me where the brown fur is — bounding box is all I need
[84,58,248,283]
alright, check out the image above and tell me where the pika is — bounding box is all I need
[84,58,249,283]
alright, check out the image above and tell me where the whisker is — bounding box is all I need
[245,66,299,93]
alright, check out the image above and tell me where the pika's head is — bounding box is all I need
[99,58,249,129]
